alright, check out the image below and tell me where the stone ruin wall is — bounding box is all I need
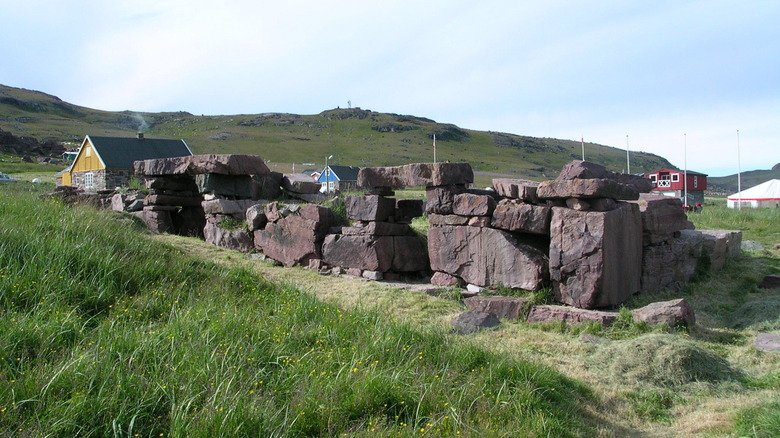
[114,154,742,320]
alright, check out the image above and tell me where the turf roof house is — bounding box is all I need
[62,134,192,190]
[316,164,361,192]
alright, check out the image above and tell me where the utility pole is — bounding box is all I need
[433,134,436,163]
[737,130,742,210]
[684,133,688,207]
[625,135,631,174]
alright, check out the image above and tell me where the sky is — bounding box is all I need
[1,0,778,177]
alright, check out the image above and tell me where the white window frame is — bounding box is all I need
[671,173,680,182]
[649,174,657,182]
[693,176,698,188]
[84,172,94,189]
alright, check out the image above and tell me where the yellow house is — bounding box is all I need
[62,134,192,190]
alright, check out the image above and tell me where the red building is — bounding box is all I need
[644,168,707,205]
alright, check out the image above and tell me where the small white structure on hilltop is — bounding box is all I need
[727,179,780,209]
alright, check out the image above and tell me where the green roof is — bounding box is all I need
[87,135,192,169]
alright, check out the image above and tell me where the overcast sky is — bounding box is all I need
[2,0,778,176]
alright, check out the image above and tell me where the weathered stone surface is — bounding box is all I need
[252,172,283,200]
[464,296,530,319]
[145,194,202,207]
[395,199,424,223]
[203,221,253,253]
[431,271,461,286]
[300,204,338,233]
[282,173,321,194]
[613,173,654,193]
[141,207,174,233]
[126,199,144,212]
[549,203,642,309]
[451,311,500,335]
[357,167,405,190]
[759,275,780,289]
[492,178,539,202]
[640,230,705,294]
[632,298,695,328]
[425,185,466,215]
[341,221,411,236]
[345,195,396,222]
[555,160,653,193]
[453,193,496,217]
[195,173,253,198]
[491,200,551,235]
[404,162,474,187]
[467,216,491,227]
[136,154,270,176]
[700,230,742,271]
[627,194,694,245]
[362,270,383,281]
[322,234,427,272]
[755,333,780,352]
[537,179,639,201]
[144,175,198,191]
[253,215,322,267]
[428,214,470,226]
[111,193,126,211]
[201,199,258,215]
[428,225,549,290]
[526,305,618,326]
[245,204,267,231]
[565,198,590,211]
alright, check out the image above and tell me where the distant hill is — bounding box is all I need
[0,83,675,181]
[708,165,780,195]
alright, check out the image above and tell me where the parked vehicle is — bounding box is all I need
[0,172,20,182]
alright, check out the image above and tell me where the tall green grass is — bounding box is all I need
[0,184,592,437]
[690,199,780,248]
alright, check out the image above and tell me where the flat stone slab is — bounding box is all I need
[626,194,694,245]
[453,193,496,217]
[357,162,474,189]
[492,178,539,202]
[526,305,618,326]
[282,173,321,194]
[451,311,500,335]
[632,298,695,328]
[463,296,530,320]
[346,195,396,222]
[136,154,270,176]
[754,333,780,352]
[491,200,551,235]
[537,178,639,201]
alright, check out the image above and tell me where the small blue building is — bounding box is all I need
[316,165,361,192]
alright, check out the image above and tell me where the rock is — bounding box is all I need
[300,204,338,233]
[466,284,484,294]
[425,185,466,215]
[549,203,642,309]
[136,154,270,176]
[640,230,705,294]
[700,230,742,271]
[626,194,694,245]
[203,221,254,253]
[126,199,144,212]
[195,173,254,198]
[453,193,496,217]
[431,271,461,286]
[253,215,324,267]
[467,216,491,227]
[759,275,780,289]
[141,207,174,233]
[491,178,539,202]
[566,198,591,211]
[556,160,610,180]
[490,200,552,235]
[345,195,396,222]
[403,162,474,187]
[754,333,780,352]
[201,199,257,215]
[537,179,639,201]
[632,298,695,328]
[464,296,529,319]
[526,305,618,326]
[341,221,411,236]
[264,201,282,223]
[428,214,470,226]
[245,204,267,231]
[144,175,199,191]
[428,225,549,290]
[357,166,405,190]
[252,172,283,200]
[321,234,428,272]
[451,311,500,335]
[308,258,324,270]
[145,194,202,207]
[346,268,363,277]
[362,270,383,281]
[282,173,321,194]
[111,193,126,211]
[395,199,424,223]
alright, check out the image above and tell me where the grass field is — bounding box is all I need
[1,184,779,437]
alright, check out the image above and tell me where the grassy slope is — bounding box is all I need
[0,184,593,437]
[1,84,673,182]
[708,168,780,195]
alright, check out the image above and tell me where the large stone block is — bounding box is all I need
[136,154,270,176]
[428,225,549,290]
[245,204,267,231]
[632,298,695,328]
[201,199,258,215]
[299,204,338,234]
[549,203,642,309]
[196,173,253,198]
[203,221,254,253]
[141,207,174,233]
[640,230,704,294]
[491,199,551,235]
[282,173,321,194]
[700,229,742,271]
[464,296,530,319]
[537,179,639,201]
[345,195,396,221]
[555,160,653,193]
[428,214,470,226]
[145,194,202,207]
[403,162,474,187]
[253,215,323,267]
[322,234,427,272]
[492,178,539,202]
[144,175,198,192]
[425,185,466,215]
[526,305,618,326]
[626,194,694,245]
[453,193,496,217]
[357,167,405,190]
[252,172,283,200]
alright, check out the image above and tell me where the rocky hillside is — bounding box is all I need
[0,83,674,180]
[707,164,780,195]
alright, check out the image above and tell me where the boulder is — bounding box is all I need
[491,200,551,235]
[555,160,652,193]
[245,204,267,231]
[431,271,462,286]
[453,193,496,217]
[640,230,705,294]
[111,193,126,211]
[404,162,474,187]
[203,221,254,253]
[754,333,780,352]
[491,178,539,202]
[700,230,742,271]
[549,203,642,309]
[357,166,405,190]
[253,215,323,267]
[627,194,694,245]
[252,172,283,200]
[451,311,500,335]
[428,225,549,290]
[631,298,695,328]
[759,275,780,289]
[300,204,338,232]
[526,305,618,326]
[282,173,321,194]
[321,234,428,272]
[136,154,270,176]
[141,207,174,233]
[201,199,257,216]
[537,178,639,201]
[425,185,466,215]
[195,174,253,198]
[464,296,529,319]
[345,195,396,222]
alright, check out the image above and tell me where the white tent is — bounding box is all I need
[727,179,780,208]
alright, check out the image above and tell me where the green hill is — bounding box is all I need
[708,166,780,195]
[1,83,673,181]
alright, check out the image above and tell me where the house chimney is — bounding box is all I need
[137,132,144,140]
